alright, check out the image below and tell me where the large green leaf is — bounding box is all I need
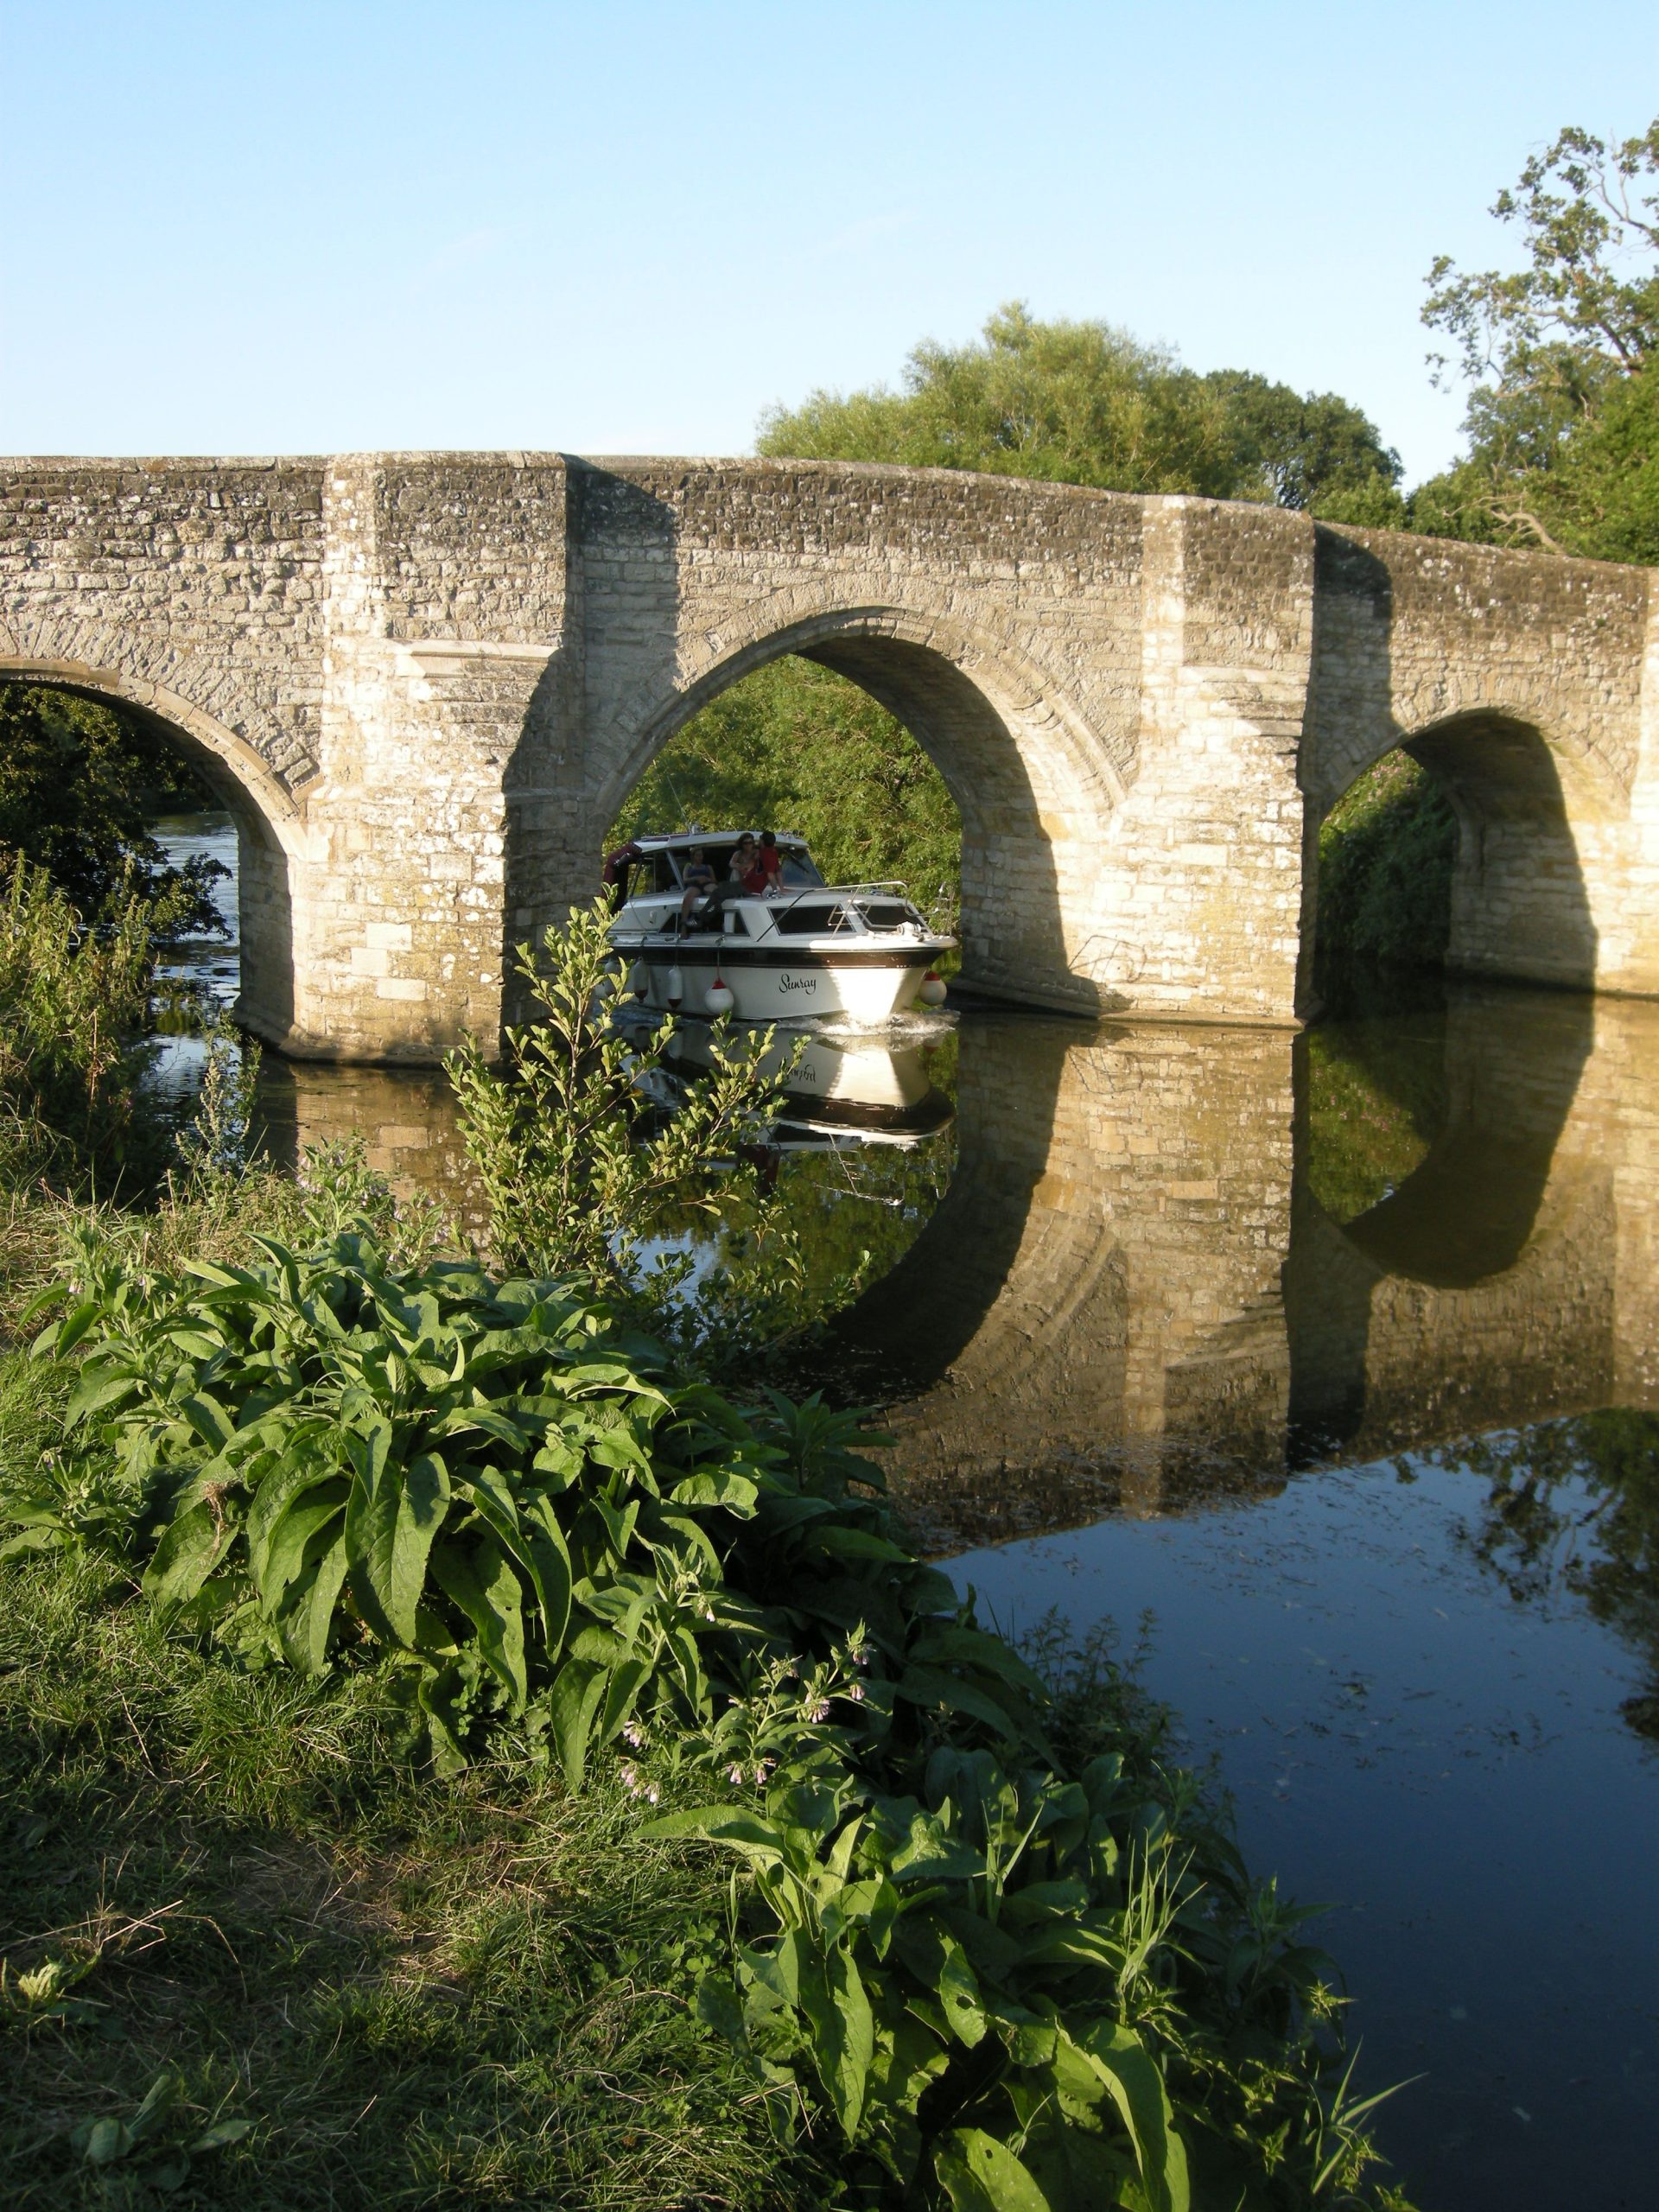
[430,1536,528,1707]
[461,1474,573,1660]
[258,1480,350,1613]
[66,1366,142,1427]
[343,1415,392,1497]
[347,1449,450,1648]
[142,1499,223,1610]
[599,1655,652,1745]
[1071,2022,1189,2212]
[279,1532,350,1675]
[643,1806,789,1868]
[177,1393,237,1452]
[547,1656,607,1788]
[797,1946,874,2139]
[894,1664,1018,1740]
[518,1496,574,1656]
[247,1450,346,1587]
[935,2130,1056,2212]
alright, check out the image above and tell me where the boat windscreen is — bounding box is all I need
[780,849,824,887]
[776,901,849,935]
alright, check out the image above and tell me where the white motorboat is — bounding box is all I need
[607,830,954,1023]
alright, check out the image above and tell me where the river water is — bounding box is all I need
[153,813,1659,2210]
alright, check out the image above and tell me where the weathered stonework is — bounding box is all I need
[2,452,1656,1059]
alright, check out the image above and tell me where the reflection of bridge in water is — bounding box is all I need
[826,991,1659,1551]
[255,988,1659,1554]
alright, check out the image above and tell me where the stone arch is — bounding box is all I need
[0,657,307,1045]
[1308,702,1608,994]
[588,605,1121,1012]
[1398,707,1605,988]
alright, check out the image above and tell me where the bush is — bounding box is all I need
[0,857,168,1187]
[447,899,817,1360]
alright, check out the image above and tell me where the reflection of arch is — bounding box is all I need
[1286,987,1599,1459]
[588,605,1119,1010]
[0,658,304,1045]
[817,1018,1297,1547]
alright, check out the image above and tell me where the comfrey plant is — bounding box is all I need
[10,1240,1409,2209]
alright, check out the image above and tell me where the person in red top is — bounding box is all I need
[753,829,785,896]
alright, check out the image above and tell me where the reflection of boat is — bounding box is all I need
[663,1026,955,1148]
[608,830,954,1023]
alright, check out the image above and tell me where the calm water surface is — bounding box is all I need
[159,812,1659,2210]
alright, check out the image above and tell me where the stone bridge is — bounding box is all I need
[3,451,1657,1059]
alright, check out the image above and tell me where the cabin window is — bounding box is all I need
[777,902,846,935]
[855,900,912,929]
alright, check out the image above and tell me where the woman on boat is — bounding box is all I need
[678,845,715,923]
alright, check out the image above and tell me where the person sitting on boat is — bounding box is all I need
[678,845,715,925]
[753,830,785,895]
[728,834,759,887]
[601,837,644,912]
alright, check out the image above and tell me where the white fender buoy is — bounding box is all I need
[665,963,683,1010]
[706,975,735,1018]
[918,970,947,1007]
[628,960,649,1001]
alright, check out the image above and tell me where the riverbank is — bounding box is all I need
[0,889,1411,2211]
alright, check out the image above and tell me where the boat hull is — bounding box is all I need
[624,942,940,1023]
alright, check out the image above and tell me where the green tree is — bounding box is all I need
[1199,369,1403,511]
[759,302,1399,509]
[0,684,226,934]
[1414,120,1659,561]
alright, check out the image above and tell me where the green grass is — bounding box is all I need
[0,1498,819,2210]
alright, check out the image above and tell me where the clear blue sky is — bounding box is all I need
[3,1,1655,483]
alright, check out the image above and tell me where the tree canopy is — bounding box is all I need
[758,302,1401,512]
[1410,121,1659,562]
